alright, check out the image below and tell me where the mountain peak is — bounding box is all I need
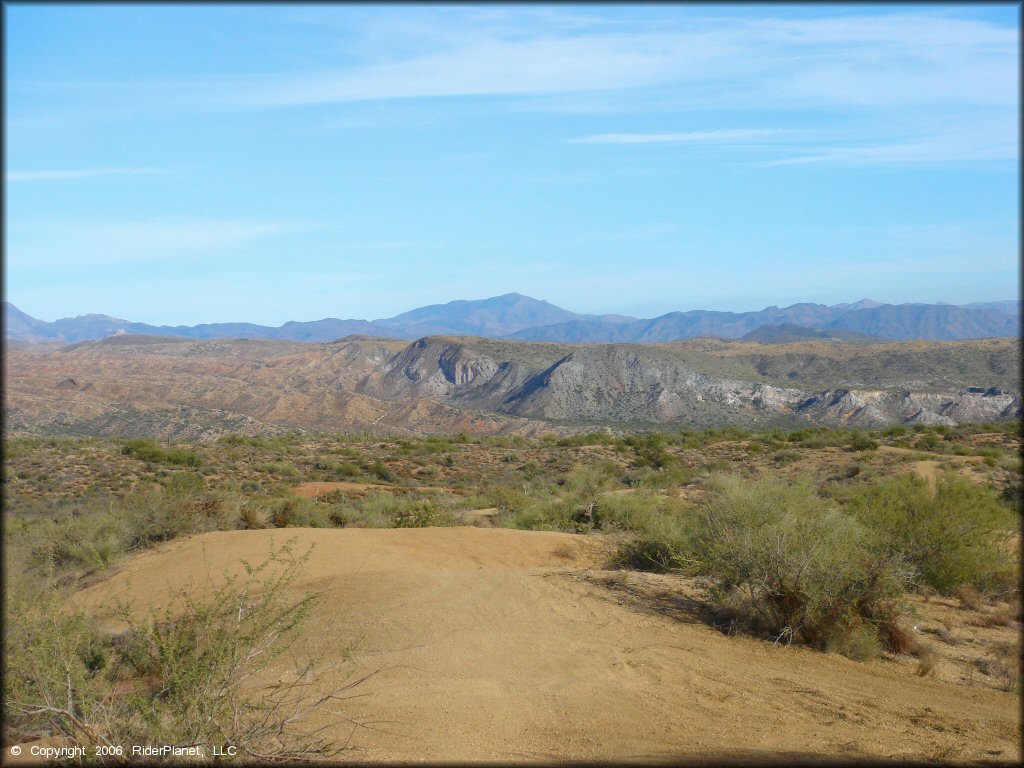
[5,296,1018,346]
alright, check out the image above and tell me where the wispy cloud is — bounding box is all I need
[6,167,170,182]
[570,129,809,145]
[20,10,1016,111]
[8,217,319,266]
[757,117,1019,167]
[13,9,1012,173]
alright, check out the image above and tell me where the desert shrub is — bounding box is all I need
[368,460,393,482]
[683,475,909,657]
[4,543,362,759]
[259,462,299,478]
[623,463,695,490]
[625,434,674,469]
[336,461,361,478]
[614,538,680,572]
[480,484,532,515]
[598,491,685,534]
[507,498,577,532]
[608,494,693,572]
[271,498,332,528]
[520,460,541,479]
[24,487,241,575]
[120,438,201,467]
[557,433,618,447]
[551,464,621,529]
[327,505,349,527]
[913,433,945,453]
[846,434,879,452]
[341,492,453,529]
[389,500,455,528]
[161,471,204,496]
[955,584,984,610]
[974,646,1018,692]
[239,499,272,530]
[844,475,1017,596]
[772,450,801,465]
[120,488,223,546]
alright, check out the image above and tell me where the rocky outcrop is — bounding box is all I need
[4,334,1020,439]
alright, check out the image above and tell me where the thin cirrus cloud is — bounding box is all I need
[8,217,319,267]
[23,10,1013,112]
[758,122,1019,167]
[225,12,1016,110]
[569,129,810,145]
[230,35,677,108]
[6,167,170,182]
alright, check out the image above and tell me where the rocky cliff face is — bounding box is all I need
[358,337,1020,429]
[4,335,1020,440]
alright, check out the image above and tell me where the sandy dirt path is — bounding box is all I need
[72,528,1018,763]
[876,445,988,491]
[291,481,454,498]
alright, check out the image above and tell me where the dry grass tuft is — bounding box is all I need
[879,613,916,656]
[915,645,939,677]
[969,604,1017,628]
[955,585,983,611]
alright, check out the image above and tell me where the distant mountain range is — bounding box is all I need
[4,294,1019,346]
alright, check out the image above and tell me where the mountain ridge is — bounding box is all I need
[5,334,1018,441]
[4,293,1018,346]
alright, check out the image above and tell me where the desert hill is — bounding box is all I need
[740,323,884,344]
[4,334,1019,440]
[64,526,1019,762]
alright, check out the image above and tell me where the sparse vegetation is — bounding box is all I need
[843,475,1018,597]
[4,542,366,760]
[3,419,1020,754]
[680,475,910,658]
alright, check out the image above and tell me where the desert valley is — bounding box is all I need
[5,3,1020,764]
[3,294,1021,763]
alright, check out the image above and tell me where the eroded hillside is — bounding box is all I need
[4,335,1019,440]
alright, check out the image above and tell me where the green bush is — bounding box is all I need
[368,461,393,482]
[615,538,680,572]
[121,438,201,467]
[625,434,675,469]
[4,543,357,760]
[844,475,1017,596]
[25,488,239,574]
[508,498,577,532]
[846,433,879,452]
[270,498,332,528]
[683,475,909,657]
[390,500,456,528]
[336,461,361,478]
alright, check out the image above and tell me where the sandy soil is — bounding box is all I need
[875,445,989,491]
[291,481,389,498]
[66,528,1019,763]
[291,481,454,499]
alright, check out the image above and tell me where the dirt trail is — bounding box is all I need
[876,446,985,491]
[71,528,1018,763]
[291,481,453,498]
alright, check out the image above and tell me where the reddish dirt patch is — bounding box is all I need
[291,481,456,499]
[291,481,386,498]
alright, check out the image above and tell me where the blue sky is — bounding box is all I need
[4,3,1019,325]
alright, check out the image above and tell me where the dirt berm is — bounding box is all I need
[74,527,1018,762]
